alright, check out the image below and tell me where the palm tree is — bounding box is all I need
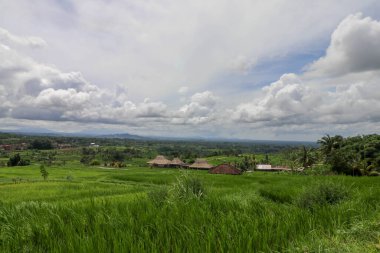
[297,146,316,168]
[317,134,343,157]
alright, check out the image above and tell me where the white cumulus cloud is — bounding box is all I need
[307,13,380,77]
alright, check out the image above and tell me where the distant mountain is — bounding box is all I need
[0,127,148,140]
[98,133,148,140]
[2,127,58,135]
[0,128,316,146]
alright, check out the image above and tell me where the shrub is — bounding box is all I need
[40,165,49,180]
[90,160,101,166]
[29,139,53,150]
[368,171,380,177]
[171,173,206,201]
[7,154,30,167]
[297,181,349,209]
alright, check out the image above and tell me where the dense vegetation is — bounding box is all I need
[318,134,380,176]
[0,133,380,252]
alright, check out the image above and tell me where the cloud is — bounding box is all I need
[0,27,47,48]
[173,91,218,125]
[233,74,319,125]
[233,13,380,133]
[178,86,189,95]
[2,5,380,140]
[230,55,257,74]
[234,72,380,127]
[307,13,380,77]
[0,28,173,125]
[1,1,375,100]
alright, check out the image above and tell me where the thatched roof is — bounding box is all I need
[188,158,213,169]
[147,155,171,166]
[209,164,242,175]
[170,157,186,166]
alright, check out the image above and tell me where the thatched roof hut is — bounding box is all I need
[209,164,242,175]
[188,158,213,170]
[147,155,171,167]
[170,157,186,167]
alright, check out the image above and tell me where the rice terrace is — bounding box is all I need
[0,133,379,252]
[2,1,380,252]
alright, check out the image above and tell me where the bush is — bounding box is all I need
[29,139,53,150]
[90,160,101,166]
[40,165,49,180]
[297,181,349,209]
[172,173,206,201]
[7,154,30,167]
[368,171,380,177]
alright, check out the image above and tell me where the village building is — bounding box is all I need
[147,155,172,167]
[256,164,291,172]
[170,157,186,168]
[0,143,28,151]
[188,158,213,170]
[89,143,100,148]
[57,143,72,149]
[209,164,242,175]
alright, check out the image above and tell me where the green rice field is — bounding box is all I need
[1,161,379,252]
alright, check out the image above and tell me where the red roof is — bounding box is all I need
[209,164,242,175]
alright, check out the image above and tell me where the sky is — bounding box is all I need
[1,0,380,141]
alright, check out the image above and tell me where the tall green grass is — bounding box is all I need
[0,167,379,252]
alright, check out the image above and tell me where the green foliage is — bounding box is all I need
[368,171,380,177]
[30,139,53,150]
[297,181,350,209]
[171,172,206,200]
[147,186,169,206]
[39,165,49,180]
[89,160,101,166]
[80,148,96,165]
[7,153,30,167]
[297,146,317,168]
[317,134,343,158]
[237,154,256,171]
[318,134,380,176]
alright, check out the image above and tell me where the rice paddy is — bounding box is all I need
[0,163,379,252]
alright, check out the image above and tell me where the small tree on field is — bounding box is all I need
[8,154,21,166]
[7,153,30,167]
[238,155,257,172]
[40,165,49,180]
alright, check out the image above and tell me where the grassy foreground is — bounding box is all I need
[0,165,379,252]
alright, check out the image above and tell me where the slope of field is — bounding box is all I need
[0,164,379,252]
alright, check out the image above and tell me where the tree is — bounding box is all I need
[261,154,270,164]
[238,155,257,172]
[40,165,49,180]
[326,150,354,175]
[7,154,21,166]
[7,154,30,167]
[80,148,96,165]
[297,146,317,168]
[317,134,343,156]
[30,139,53,150]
